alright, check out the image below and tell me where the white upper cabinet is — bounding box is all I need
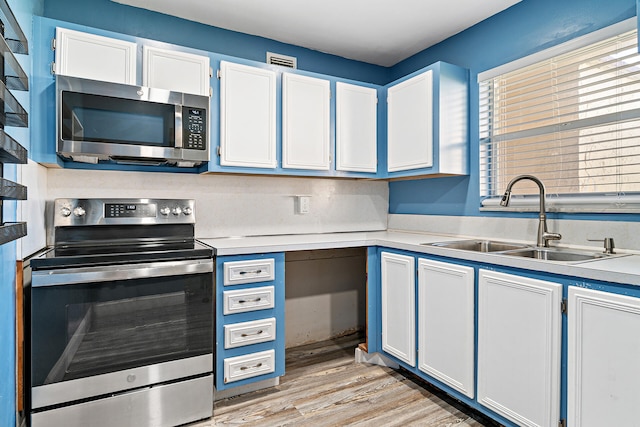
[386,62,468,177]
[568,287,640,427]
[142,46,210,96]
[477,270,562,427]
[418,259,475,399]
[387,69,433,172]
[219,61,277,169]
[335,82,377,173]
[282,73,330,170]
[55,27,136,84]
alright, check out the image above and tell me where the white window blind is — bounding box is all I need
[479,27,640,211]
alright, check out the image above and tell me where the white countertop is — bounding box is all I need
[200,230,640,286]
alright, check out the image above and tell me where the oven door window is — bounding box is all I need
[61,91,176,147]
[30,272,212,387]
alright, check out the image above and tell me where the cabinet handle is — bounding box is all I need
[240,362,263,371]
[238,297,262,304]
[241,330,264,337]
[239,269,263,275]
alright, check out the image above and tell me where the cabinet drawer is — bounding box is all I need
[224,318,276,349]
[223,286,275,315]
[224,259,275,286]
[224,350,275,383]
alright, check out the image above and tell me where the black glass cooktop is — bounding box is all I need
[30,239,214,270]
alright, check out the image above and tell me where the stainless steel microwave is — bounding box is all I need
[56,75,210,167]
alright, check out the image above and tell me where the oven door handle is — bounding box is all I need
[31,259,213,287]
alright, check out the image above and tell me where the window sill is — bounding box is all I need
[480,195,640,214]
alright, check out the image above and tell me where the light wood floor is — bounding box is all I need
[190,334,493,426]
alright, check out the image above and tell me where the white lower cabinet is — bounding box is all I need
[568,287,640,427]
[223,258,275,286]
[380,251,416,366]
[224,317,276,349]
[417,259,475,398]
[223,286,275,315]
[223,350,276,384]
[375,251,640,427]
[216,253,285,392]
[477,269,562,427]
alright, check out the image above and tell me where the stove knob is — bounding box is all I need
[172,207,182,216]
[60,206,72,217]
[73,206,86,217]
[160,207,171,216]
[183,207,193,216]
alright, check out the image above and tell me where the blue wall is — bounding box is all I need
[388,0,638,221]
[42,0,391,85]
[1,0,42,424]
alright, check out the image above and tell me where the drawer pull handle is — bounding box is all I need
[239,269,263,275]
[240,362,263,371]
[238,297,262,304]
[241,330,264,337]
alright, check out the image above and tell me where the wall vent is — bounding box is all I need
[267,52,297,69]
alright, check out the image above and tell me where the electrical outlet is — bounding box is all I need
[297,196,310,214]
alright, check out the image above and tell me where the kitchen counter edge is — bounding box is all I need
[200,230,640,286]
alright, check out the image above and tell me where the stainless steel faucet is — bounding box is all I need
[500,175,561,247]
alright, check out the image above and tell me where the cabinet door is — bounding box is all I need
[568,287,640,427]
[282,73,330,170]
[387,70,433,172]
[55,27,136,84]
[418,259,474,398]
[477,270,561,427]
[142,46,210,96]
[220,61,277,168]
[380,251,415,366]
[335,82,377,173]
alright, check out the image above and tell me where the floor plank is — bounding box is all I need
[188,334,494,426]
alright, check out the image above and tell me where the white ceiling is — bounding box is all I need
[112,0,521,67]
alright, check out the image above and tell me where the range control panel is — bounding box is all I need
[54,198,196,226]
[105,203,157,218]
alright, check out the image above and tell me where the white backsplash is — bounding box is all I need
[388,214,640,253]
[46,169,389,238]
[35,168,640,252]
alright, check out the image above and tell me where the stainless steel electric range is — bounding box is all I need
[27,198,214,427]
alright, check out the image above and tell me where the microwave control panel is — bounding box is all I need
[183,107,207,150]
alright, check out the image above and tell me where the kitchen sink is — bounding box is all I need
[427,240,530,252]
[500,247,612,262]
[427,239,624,263]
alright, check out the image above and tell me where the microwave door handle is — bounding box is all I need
[175,104,183,149]
[31,259,213,288]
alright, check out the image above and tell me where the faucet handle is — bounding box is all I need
[588,237,615,254]
[542,232,562,247]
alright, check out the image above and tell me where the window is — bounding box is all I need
[479,20,640,212]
